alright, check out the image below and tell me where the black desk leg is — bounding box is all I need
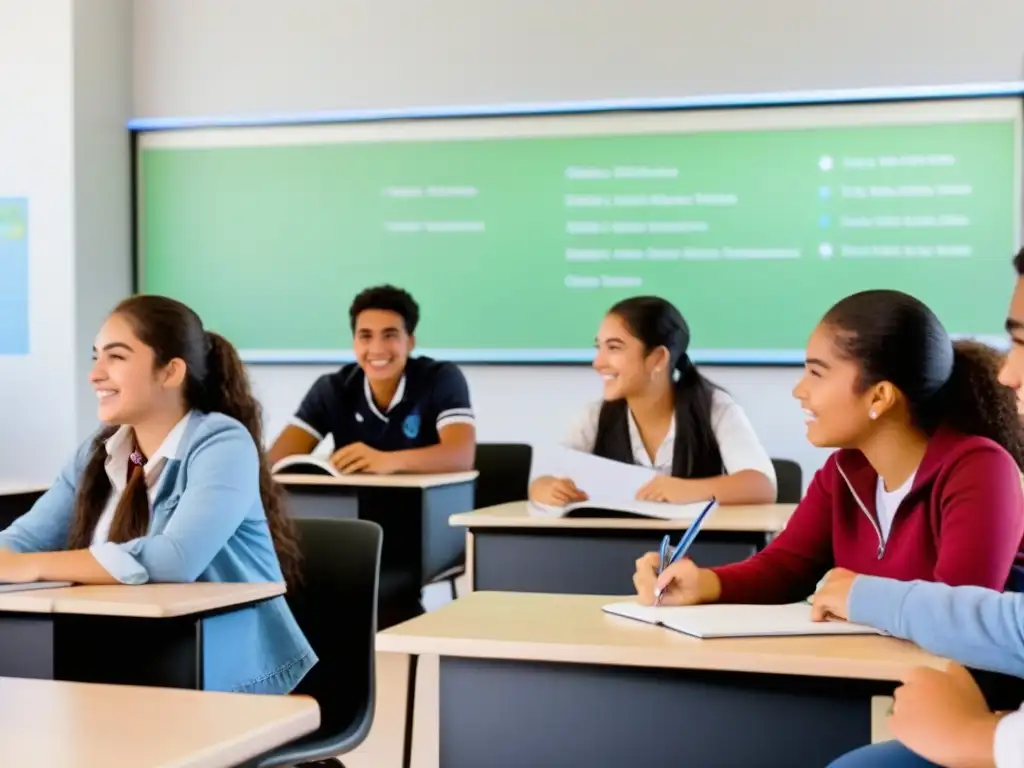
[402,654,419,768]
[56,614,204,689]
[0,615,55,679]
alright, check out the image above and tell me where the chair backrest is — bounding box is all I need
[264,517,382,765]
[772,458,803,504]
[474,443,533,508]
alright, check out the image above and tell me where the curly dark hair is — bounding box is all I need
[348,284,420,335]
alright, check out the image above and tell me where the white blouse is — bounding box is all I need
[562,389,777,489]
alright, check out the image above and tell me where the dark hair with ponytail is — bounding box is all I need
[822,289,1024,470]
[604,296,724,477]
[68,295,302,584]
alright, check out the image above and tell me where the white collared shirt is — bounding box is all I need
[562,390,777,488]
[91,411,195,545]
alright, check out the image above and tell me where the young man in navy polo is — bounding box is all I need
[269,285,476,472]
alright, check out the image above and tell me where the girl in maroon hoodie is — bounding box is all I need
[633,289,1024,606]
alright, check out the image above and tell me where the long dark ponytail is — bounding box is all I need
[68,296,301,585]
[604,296,724,478]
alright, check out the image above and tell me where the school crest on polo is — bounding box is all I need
[403,411,421,438]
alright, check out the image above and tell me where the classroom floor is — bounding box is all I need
[341,578,457,768]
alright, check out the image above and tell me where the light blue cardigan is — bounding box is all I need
[0,411,317,694]
[849,576,1024,766]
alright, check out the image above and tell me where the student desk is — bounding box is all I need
[0,483,47,532]
[379,591,947,768]
[451,501,796,595]
[0,676,319,767]
[276,471,478,588]
[0,582,284,689]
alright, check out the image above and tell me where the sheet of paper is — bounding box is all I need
[537,446,657,504]
[602,601,883,638]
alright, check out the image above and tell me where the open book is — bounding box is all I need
[530,446,712,520]
[602,601,883,639]
[271,455,340,477]
[529,499,714,521]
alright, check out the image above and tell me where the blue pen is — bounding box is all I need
[654,497,718,605]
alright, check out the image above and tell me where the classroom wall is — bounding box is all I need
[131,0,1024,483]
[0,0,132,486]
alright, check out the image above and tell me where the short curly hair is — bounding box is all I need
[348,285,420,335]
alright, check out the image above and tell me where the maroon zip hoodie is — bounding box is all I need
[711,426,1024,604]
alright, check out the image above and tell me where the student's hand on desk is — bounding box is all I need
[329,443,400,475]
[530,477,588,506]
[0,549,40,583]
[632,553,720,606]
[889,663,1002,767]
[809,567,857,621]
[635,476,695,504]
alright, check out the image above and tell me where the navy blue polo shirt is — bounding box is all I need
[290,356,475,452]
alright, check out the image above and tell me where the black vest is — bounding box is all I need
[592,399,724,479]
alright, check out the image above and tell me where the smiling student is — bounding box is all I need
[0,295,315,694]
[268,284,476,474]
[633,289,1024,608]
[809,252,1024,768]
[530,296,777,507]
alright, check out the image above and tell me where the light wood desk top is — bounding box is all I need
[0,582,285,618]
[449,500,796,532]
[275,470,478,489]
[0,676,319,768]
[0,482,48,496]
[378,591,948,682]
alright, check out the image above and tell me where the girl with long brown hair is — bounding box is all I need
[0,295,316,693]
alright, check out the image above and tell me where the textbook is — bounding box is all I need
[0,581,72,594]
[601,601,883,639]
[270,455,340,477]
[529,499,714,521]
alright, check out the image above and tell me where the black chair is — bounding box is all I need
[771,458,803,503]
[474,442,533,509]
[257,518,382,768]
[431,443,534,599]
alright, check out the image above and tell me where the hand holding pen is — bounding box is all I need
[633,498,720,607]
[654,498,717,605]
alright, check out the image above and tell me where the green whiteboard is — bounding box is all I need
[136,98,1021,363]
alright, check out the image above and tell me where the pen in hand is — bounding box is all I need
[653,497,717,606]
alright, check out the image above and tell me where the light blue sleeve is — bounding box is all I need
[0,437,95,553]
[89,422,260,585]
[848,575,1024,678]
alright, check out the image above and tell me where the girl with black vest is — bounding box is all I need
[529,296,777,507]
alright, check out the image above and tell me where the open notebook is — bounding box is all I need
[0,581,72,595]
[602,601,883,639]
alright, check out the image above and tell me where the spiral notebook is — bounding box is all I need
[601,601,883,639]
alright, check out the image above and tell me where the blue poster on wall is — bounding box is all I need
[0,198,28,355]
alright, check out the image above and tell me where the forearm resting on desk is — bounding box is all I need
[7,549,118,585]
[674,470,777,505]
[390,425,475,473]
